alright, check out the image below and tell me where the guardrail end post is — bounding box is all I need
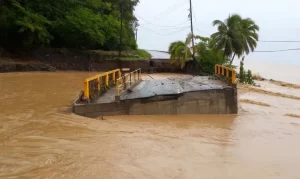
[83,80,89,101]
[130,73,132,86]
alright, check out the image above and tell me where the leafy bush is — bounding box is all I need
[239,58,254,84]
[239,60,246,82]
[196,38,229,74]
[135,49,152,59]
[246,70,254,84]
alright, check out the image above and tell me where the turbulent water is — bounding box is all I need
[1,70,300,179]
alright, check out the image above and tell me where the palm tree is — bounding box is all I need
[168,33,193,68]
[210,14,259,65]
[240,18,259,55]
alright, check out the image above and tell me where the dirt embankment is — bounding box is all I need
[0,48,153,73]
[0,59,57,72]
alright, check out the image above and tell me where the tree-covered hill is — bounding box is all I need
[0,0,139,51]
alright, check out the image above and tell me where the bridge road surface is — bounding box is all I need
[96,76,228,104]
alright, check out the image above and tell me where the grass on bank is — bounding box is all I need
[89,49,152,61]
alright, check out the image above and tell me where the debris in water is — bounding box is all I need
[238,84,300,100]
[285,114,300,119]
[240,99,271,107]
[269,80,300,89]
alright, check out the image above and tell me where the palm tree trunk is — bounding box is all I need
[223,44,227,61]
[230,53,236,65]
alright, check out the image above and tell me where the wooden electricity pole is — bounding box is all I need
[189,0,195,59]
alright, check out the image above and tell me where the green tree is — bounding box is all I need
[240,18,260,56]
[168,34,229,73]
[0,0,139,51]
[210,14,259,65]
[210,14,243,62]
[168,33,193,69]
[194,36,229,74]
[239,58,246,83]
[246,69,254,85]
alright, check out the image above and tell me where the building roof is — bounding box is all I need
[146,50,170,59]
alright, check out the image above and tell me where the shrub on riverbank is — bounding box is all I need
[239,58,254,85]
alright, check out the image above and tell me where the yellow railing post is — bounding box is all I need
[112,71,116,84]
[232,70,236,84]
[226,68,229,78]
[116,79,119,96]
[105,73,109,86]
[84,80,89,99]
[97,76,100,91]
[215,65,217,74]
[140,69,142,79]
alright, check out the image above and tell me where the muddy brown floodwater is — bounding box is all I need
[1,72,300,179]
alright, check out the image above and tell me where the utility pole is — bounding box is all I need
[188,0,203,75]
[189,0,195,59]
[134,22,138,42]
[119,0,124,60]
[135,28,138,41]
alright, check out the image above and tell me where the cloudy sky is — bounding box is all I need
[135,0,300,65]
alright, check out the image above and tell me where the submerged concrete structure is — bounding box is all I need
[73,76,238,118]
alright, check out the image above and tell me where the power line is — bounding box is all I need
[139,24,190,31]
[140,25,189,36]
[192,6,198,26]
[259,40,300,43]
[254,48,300,52]
[152,0,188,19]
[152,0,186,18]
[136,15,189,28]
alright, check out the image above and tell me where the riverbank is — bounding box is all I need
[0,48,189,73]
[0,48,153,73]
[0,58,57,72]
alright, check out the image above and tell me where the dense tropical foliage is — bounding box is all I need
[168,33,229,74]
[0,0,139,51]
[168,13,259,75]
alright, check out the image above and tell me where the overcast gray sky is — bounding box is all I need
[135,0,300,65]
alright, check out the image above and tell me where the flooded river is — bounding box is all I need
[1,71,300,179]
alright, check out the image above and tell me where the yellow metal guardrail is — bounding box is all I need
[83,69,121,101]
[215,64,236,84]
[116,68,142,96]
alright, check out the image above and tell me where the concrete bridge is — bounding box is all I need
[72,65,238,118]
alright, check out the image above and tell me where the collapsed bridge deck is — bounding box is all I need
[73,73,238,118]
